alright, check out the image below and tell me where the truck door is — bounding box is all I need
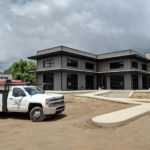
[7,87,28,112]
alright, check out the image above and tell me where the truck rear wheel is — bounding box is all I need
[30,106,44,122]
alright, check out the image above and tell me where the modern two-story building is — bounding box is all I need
[28,46,150,90]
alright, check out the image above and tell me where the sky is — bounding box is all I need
[0,0,150,71]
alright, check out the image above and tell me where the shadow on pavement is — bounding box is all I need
[0,112,67,122]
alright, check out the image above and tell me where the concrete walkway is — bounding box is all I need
[77,90,150,127]
[92,104,150,127]
[77,91,143,105]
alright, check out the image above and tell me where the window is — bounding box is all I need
[110,61,124,69]
[43,59,54,67]
[24,87,44,95]
[43,73,54,90]
[132,74,139,89]
[142,64,147,70]
[0,77,8,79]
[67,59,78,67]
[86,75,94,89]
[148,78,150,89]
[132,61,138,69]
[85,62,94,70]
[67,74,78,90]
[110,75,124,89]
[142,75,148,89]
[98,75,107,89]
[13,88,26,97]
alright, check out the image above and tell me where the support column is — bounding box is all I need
[124,73,132,90]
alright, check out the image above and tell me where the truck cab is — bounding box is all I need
[0,84,65,122]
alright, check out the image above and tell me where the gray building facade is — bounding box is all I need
[29,46,150,90]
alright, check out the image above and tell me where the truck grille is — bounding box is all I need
[52,101,64,106]
[56,106,65,110]
[50,96,64,101]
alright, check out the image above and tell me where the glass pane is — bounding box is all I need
[110,74,124,89]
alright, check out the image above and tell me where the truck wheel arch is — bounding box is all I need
[28,103,43,112]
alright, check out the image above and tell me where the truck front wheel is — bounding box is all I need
[30,107,45,122]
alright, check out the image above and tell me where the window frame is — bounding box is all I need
[67,59,78,68]
[13,88,26,97]
[109,61,124,69]
[67,73,78,90]
[132,61,138,69]
[110,74,124,89]
[132,74,139,89]
[142,64,147,71]
[43,59,54,68]
[43,73,54,90]
[85,62,94,70]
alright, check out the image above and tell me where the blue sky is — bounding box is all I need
[0,0,150,71]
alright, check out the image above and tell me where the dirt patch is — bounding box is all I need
[0,94,150,150]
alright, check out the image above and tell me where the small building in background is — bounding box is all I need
[0,74,12,80]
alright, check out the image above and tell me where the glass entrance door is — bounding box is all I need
[97,75,107,89]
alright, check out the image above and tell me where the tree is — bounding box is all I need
[4,59,37,83]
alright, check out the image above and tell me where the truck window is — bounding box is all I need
[13,88,26,97]
[24,87,44,95]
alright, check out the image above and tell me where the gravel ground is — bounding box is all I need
[0,94,150,150]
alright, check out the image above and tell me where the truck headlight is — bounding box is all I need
[45,99,51,106]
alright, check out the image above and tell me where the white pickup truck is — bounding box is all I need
[0,84,65,121]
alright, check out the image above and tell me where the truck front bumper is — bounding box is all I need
[43,105,65,115]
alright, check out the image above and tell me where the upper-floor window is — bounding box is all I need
[0,77,8,79]
[132,61,138,69]
[43,59,54,68]
[67,59,78,67]
[85,62,94,70]
[142,64,147,70]
[110,61,124,69]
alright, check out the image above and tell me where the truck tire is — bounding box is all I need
[29,107,44,122]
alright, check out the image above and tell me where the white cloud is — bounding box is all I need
[11,1,50,18]
[53,0,70,8]
[86,19,104,33]
[5,24,13,32]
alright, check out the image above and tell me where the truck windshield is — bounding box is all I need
[24,87,44,95]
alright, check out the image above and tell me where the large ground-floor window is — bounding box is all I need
[132,74,139,89]
[43,73,54,90]
[85,75,94,89]
[97,75,107,89]
[67,73,78,90]
[142,75,148,89]
[148,77,150,89]
[110,74,124,89]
